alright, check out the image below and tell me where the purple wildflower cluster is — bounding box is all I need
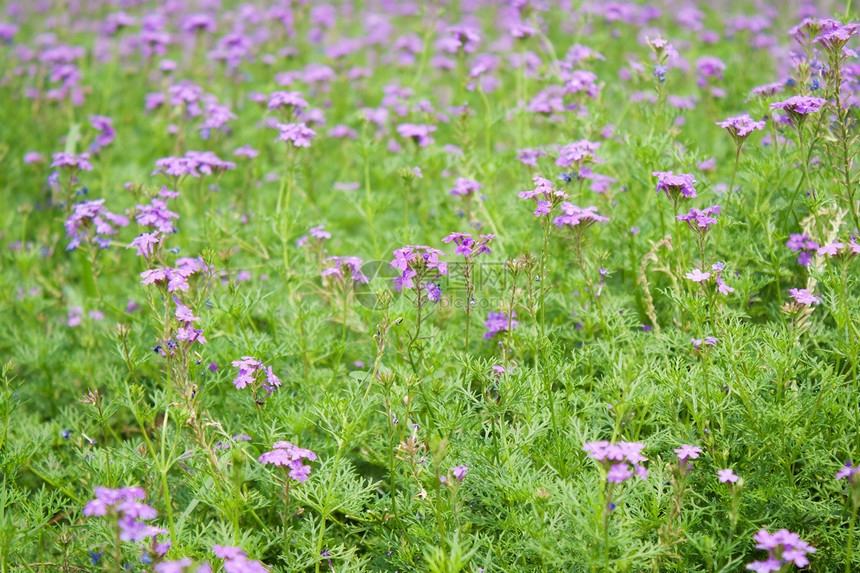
[152,151,235,183]
[715,114,766,147]
[322,256,369,286]
[450,177,483,197]
[276,122,316,148]
[396,123,437,147]
[676,205,721,235]
[685,262,734,295]
[83,487,165,543]
[64,198,129,251]
[555,139,602,169]
[231,357,280,392]
[390,245,448,293]
[89,115,116,152]
[770,95,826,127]
[553,203,610,230]
[442,232,494,259]
[653,171,697,205]
[788,288,820,305]
[483,311,518,340]
[817,239,860,261]
[257,441,317,483]
[691,337,718,351]
[786,233,819,266]
[140,261,203,293]
[746,529,816,572]
[51,151,94,172]
[582,441,648,484]
[518,175,569,217]
[440,464,469,486]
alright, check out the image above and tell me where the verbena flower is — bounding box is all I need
[257,441,317,483]
[674,444,703,462]
[553,203,610,229]
[718,468,739,483]
[770,96,826,127]
[450,177,482,196]
[51,152,94,172]
[276,122,316,147]
[212,546,269,573]
[65,198,130,251]
[442,232,493,259]
[653,171,697,204]
[396,123,437,147]
[231,357,280,391]
[483,311,518,339]
[582,441,648,483]
[786,233,819,266]
[685,269,710,282]
[321,256,369,285]
[127,232,161,259]
[836,462,860,483]
[746,529,816,571]
[389,245,449,293]
[675,206,721,235]
[556,139,602,168]
[788,288,820,305]
[267,90,308,113]
[715,114,766,147]
[83,487,163,543]
[516,148,548,166]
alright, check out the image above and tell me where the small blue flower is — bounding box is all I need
[61,429,72,439]
[89,551,102,566]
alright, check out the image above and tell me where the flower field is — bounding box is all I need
[2,0,860,571]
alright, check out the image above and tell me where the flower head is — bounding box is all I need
[653,171,697,203]
[258,441,317,483]
[747,529,816,571]
[716,114,766,147]
[770,96,826,127]
[717,468,739,483]
[788,288,820,305]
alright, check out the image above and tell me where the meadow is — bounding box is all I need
[1,0,860,571]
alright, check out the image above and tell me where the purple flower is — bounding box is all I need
[718,468,739,483]
[674,444,703,462]
[836,462,860,483]
[788,288,820,305]
[65,198,129,251]
[483,311,518,340]
[424,281,442,302]
[127,233,161,259]
[51,152,94,172]
[516,148,548,167]
[89,115,116,151]
[675,205,721,234]
[607,463,634,483]
[276,122,316,148]
[258,441,317,484]
[450,177,482,196]
[716,114,766,147]
[556,140,602,168]
[442,232,493,259]
[770,96,827,127]
[267,91,309,113]
[450,465,469,483]
[552,203,610,229]
[653,171,697,202]
[322,256,369,285]
[231,356,279,391]
[396,123,437,147]
[583,441,648,483]
[685,269,711,282]
[747,529,816,571]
